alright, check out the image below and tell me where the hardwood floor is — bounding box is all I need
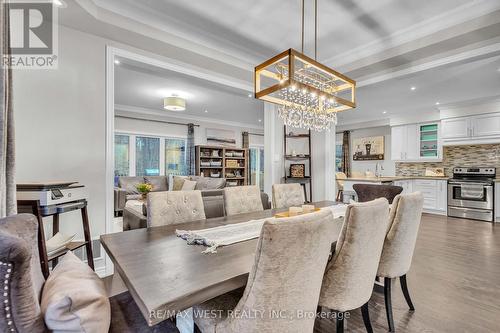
[104,214,500,332]
[314,213,500,332]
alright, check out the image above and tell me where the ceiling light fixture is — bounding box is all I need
[254,0,355,131]
[435,102,440,105]
[382,111,387,114]
[163,95,186,111]
[411,86,416,91]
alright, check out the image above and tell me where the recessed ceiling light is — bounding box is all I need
[382,111,387,114]
[248,93,252,98]
[258,119,262,122]
[435,102,440,105]
[114,59,120,65]
[53,0,65,7]
[411,86,416,91]
[204,109,208,113]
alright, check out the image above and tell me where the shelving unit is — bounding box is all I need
[195,145,248,186]
[283,126,312,202]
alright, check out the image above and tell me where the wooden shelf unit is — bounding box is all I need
[283,126,312,202]
[195,145,248,186]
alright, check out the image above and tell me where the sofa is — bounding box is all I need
[114,175,226,216]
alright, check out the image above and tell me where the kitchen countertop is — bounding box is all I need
[343,176,449,182]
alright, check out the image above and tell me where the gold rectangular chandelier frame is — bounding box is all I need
[254,49,356,113]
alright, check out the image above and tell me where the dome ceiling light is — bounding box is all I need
[163,95,186,111]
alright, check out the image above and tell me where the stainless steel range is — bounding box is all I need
[448,167,496,222]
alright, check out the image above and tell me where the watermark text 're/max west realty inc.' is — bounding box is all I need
[3,0,58,69]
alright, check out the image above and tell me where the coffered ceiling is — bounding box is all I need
[65,0,500,126]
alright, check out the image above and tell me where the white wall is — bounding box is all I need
[342,126,395,176]
[115,113,263,147]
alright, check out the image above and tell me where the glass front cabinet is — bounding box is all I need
[419,123,440,160]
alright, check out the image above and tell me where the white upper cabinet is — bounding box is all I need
[441,112,500,145]
[441,118,470,139]
[472,114,500,137]
[391,122,441,162]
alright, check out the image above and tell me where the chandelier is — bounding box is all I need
[254,0,356,131]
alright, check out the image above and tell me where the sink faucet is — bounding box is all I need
[375,162,384,177]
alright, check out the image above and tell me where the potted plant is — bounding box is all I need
[136,183,153,201]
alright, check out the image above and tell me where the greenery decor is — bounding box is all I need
[136,183,153,200]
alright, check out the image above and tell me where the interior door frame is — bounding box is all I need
[104,46,253,275]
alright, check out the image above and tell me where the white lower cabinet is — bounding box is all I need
[394,179,447,215]
[496,183,500,222]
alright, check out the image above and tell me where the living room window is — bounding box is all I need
[114,133,188,177]
[165,138,187,176]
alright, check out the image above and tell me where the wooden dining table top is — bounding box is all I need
[100,200,343,326]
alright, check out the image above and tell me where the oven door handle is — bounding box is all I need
[452,207,493,213]
[448,182,493,187]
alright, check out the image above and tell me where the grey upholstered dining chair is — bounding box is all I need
[193,209,335,333]
[353,184,403,204]
[0,214,178,333]
[272,183,305,209]
[223,185,263,216]
[147,190,206,227]
[318,198,391,333]
[377,192,424,332]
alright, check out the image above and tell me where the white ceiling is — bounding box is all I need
[65,0,500,126]
[114,58,264,125]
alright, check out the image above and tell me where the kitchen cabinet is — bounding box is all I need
[496,183,500,223]
[442,112,500,145]
[396,179,447,215]
[391,122,441,162]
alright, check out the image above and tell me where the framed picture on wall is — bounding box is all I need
[290,164,305,178]
[352,136,384,160]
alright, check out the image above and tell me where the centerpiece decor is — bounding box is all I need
[136,183,153,201]
[254,0,356,131]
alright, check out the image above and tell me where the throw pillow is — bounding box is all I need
[41,252,110,333]
[172,176,188,191]
[144,176,168,192]
[181,179,197,191]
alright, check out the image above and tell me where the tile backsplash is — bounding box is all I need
[396,144,500,177]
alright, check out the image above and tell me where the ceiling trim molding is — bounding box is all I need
[115,104,264,131]
[325,0,500,68]
[110,46,253,92]
[357,43,500,88]
[76,0,255,71]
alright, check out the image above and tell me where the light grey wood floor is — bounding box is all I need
[104,213,500,332]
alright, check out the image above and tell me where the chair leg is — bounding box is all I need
[384,277,396,332]
[336,312,345,333]
[400,274,415,311]
[194,323,202,333]
[361,302,373,333]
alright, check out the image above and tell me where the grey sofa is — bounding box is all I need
[123,190,271,230]
[114,175,226,216]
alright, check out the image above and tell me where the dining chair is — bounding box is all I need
[335,172,347,201]
[318,198,391,333]
[193,209,335,333]
[272,183,305,209]
[223,185,263,216]
[353,184,403,204]
[377,192,424,332]
[146,190,206,227]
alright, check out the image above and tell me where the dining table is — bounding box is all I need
[100,200,345,327]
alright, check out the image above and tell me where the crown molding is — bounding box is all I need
[325,0,500,69]
[75,0,255,71]
[115,104,264,131]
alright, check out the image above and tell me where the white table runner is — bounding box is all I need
[176,205,347,254]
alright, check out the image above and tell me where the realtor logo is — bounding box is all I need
[3,0,58,69]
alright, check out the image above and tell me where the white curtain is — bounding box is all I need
[0,1,16,217]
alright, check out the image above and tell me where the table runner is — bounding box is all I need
[176,205,347,254]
